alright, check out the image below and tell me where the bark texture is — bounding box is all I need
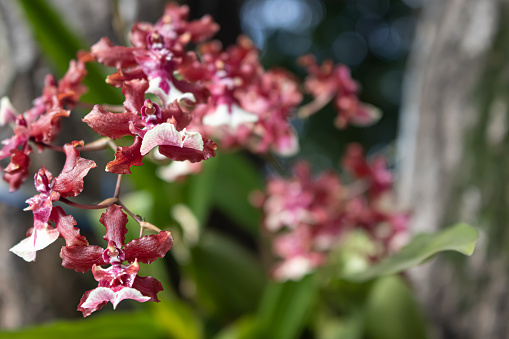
[397,0,509,338]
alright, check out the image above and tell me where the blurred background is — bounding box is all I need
[0,0,506,338]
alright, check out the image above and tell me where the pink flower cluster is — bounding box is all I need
[257,144,408,281]
[298,55,381,129]
[2,2,385,315]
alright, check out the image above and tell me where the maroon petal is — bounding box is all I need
[106,136,144,174]
[124,231,173,264]
[52,142,97,197]
[100,205,128,248]
[122,79,149,113]
[3,148,31,192]
[160,101,192,131]
[83,105,139,139]
[91,37,138,69]
[50,206,88,247]
[131,275,163,302]
[78,289,108,317]
[158,137,217,163]
[61,245,105,273]
[29,109,70,143]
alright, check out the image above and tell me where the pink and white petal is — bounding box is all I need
[80,287,150,311]
[271,128,299,157]
[140,123,204,156]
[147,77,196,107]
[157,160,202,182]
[0,97,18,126]
[348,103,382,127]
[10,225,59,262]
[202,103,258,129]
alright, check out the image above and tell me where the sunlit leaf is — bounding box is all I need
[343,223,479,282]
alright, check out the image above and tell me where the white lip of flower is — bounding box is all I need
[203,103,258,130]
[147,77,196,107]
[157,160,195,182]
[140,123,204,156]
[0,97,18,126]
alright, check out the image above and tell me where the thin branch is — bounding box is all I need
[31,137,110,152]
[59,197,118,210]
[117,200,142,224]
[114,174,123,198]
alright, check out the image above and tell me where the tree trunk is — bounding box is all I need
[397,0,509,338]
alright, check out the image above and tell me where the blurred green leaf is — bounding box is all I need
[151,301,203,339]
[0,311,165,339]
[190,230,265,318]
[315,311,364,339]
[364,276,428,339]
[211,152,263,235]
[187,155,219,227]
[212,316,257,339]
[344,223,479,282]
[253,274,318,339]
[18,0,122,104]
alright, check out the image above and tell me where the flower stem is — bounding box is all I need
[59,197,118,210]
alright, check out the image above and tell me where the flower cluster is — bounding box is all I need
[298,55,380,129]
[2,2,383,316]
[256,144,408,281]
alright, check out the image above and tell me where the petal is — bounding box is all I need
[124,231,173,264]
[140,123,203,156]
[158,137,216,163]
[157,160,202,182]
[52,142,97,197]
[202,103,258,129]
[0,97,18,125]
[147,77,196,107]
[100,205,128,248]
[29,109,70,143]
[77,289,107,317]
[106,136,144,174]
[131,275,164,302]
[160,100,192,131]
[122,79,149,113]
[79,287,150,314]
[83,105,139,139]
[61,245,105,273]
[3,149,31,192]
[10,225,59,262]
[49,206,88,247]
[91,37,138,69]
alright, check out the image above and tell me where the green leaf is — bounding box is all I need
[187,155,219,227]
[18,0,122,104]
[151,301,203,339]
[211,152,263,235]
[364,276,428,339]
[190,230,265,318]
[344,223,479,282]
[0,311,165,339]
[253,274,318,339]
